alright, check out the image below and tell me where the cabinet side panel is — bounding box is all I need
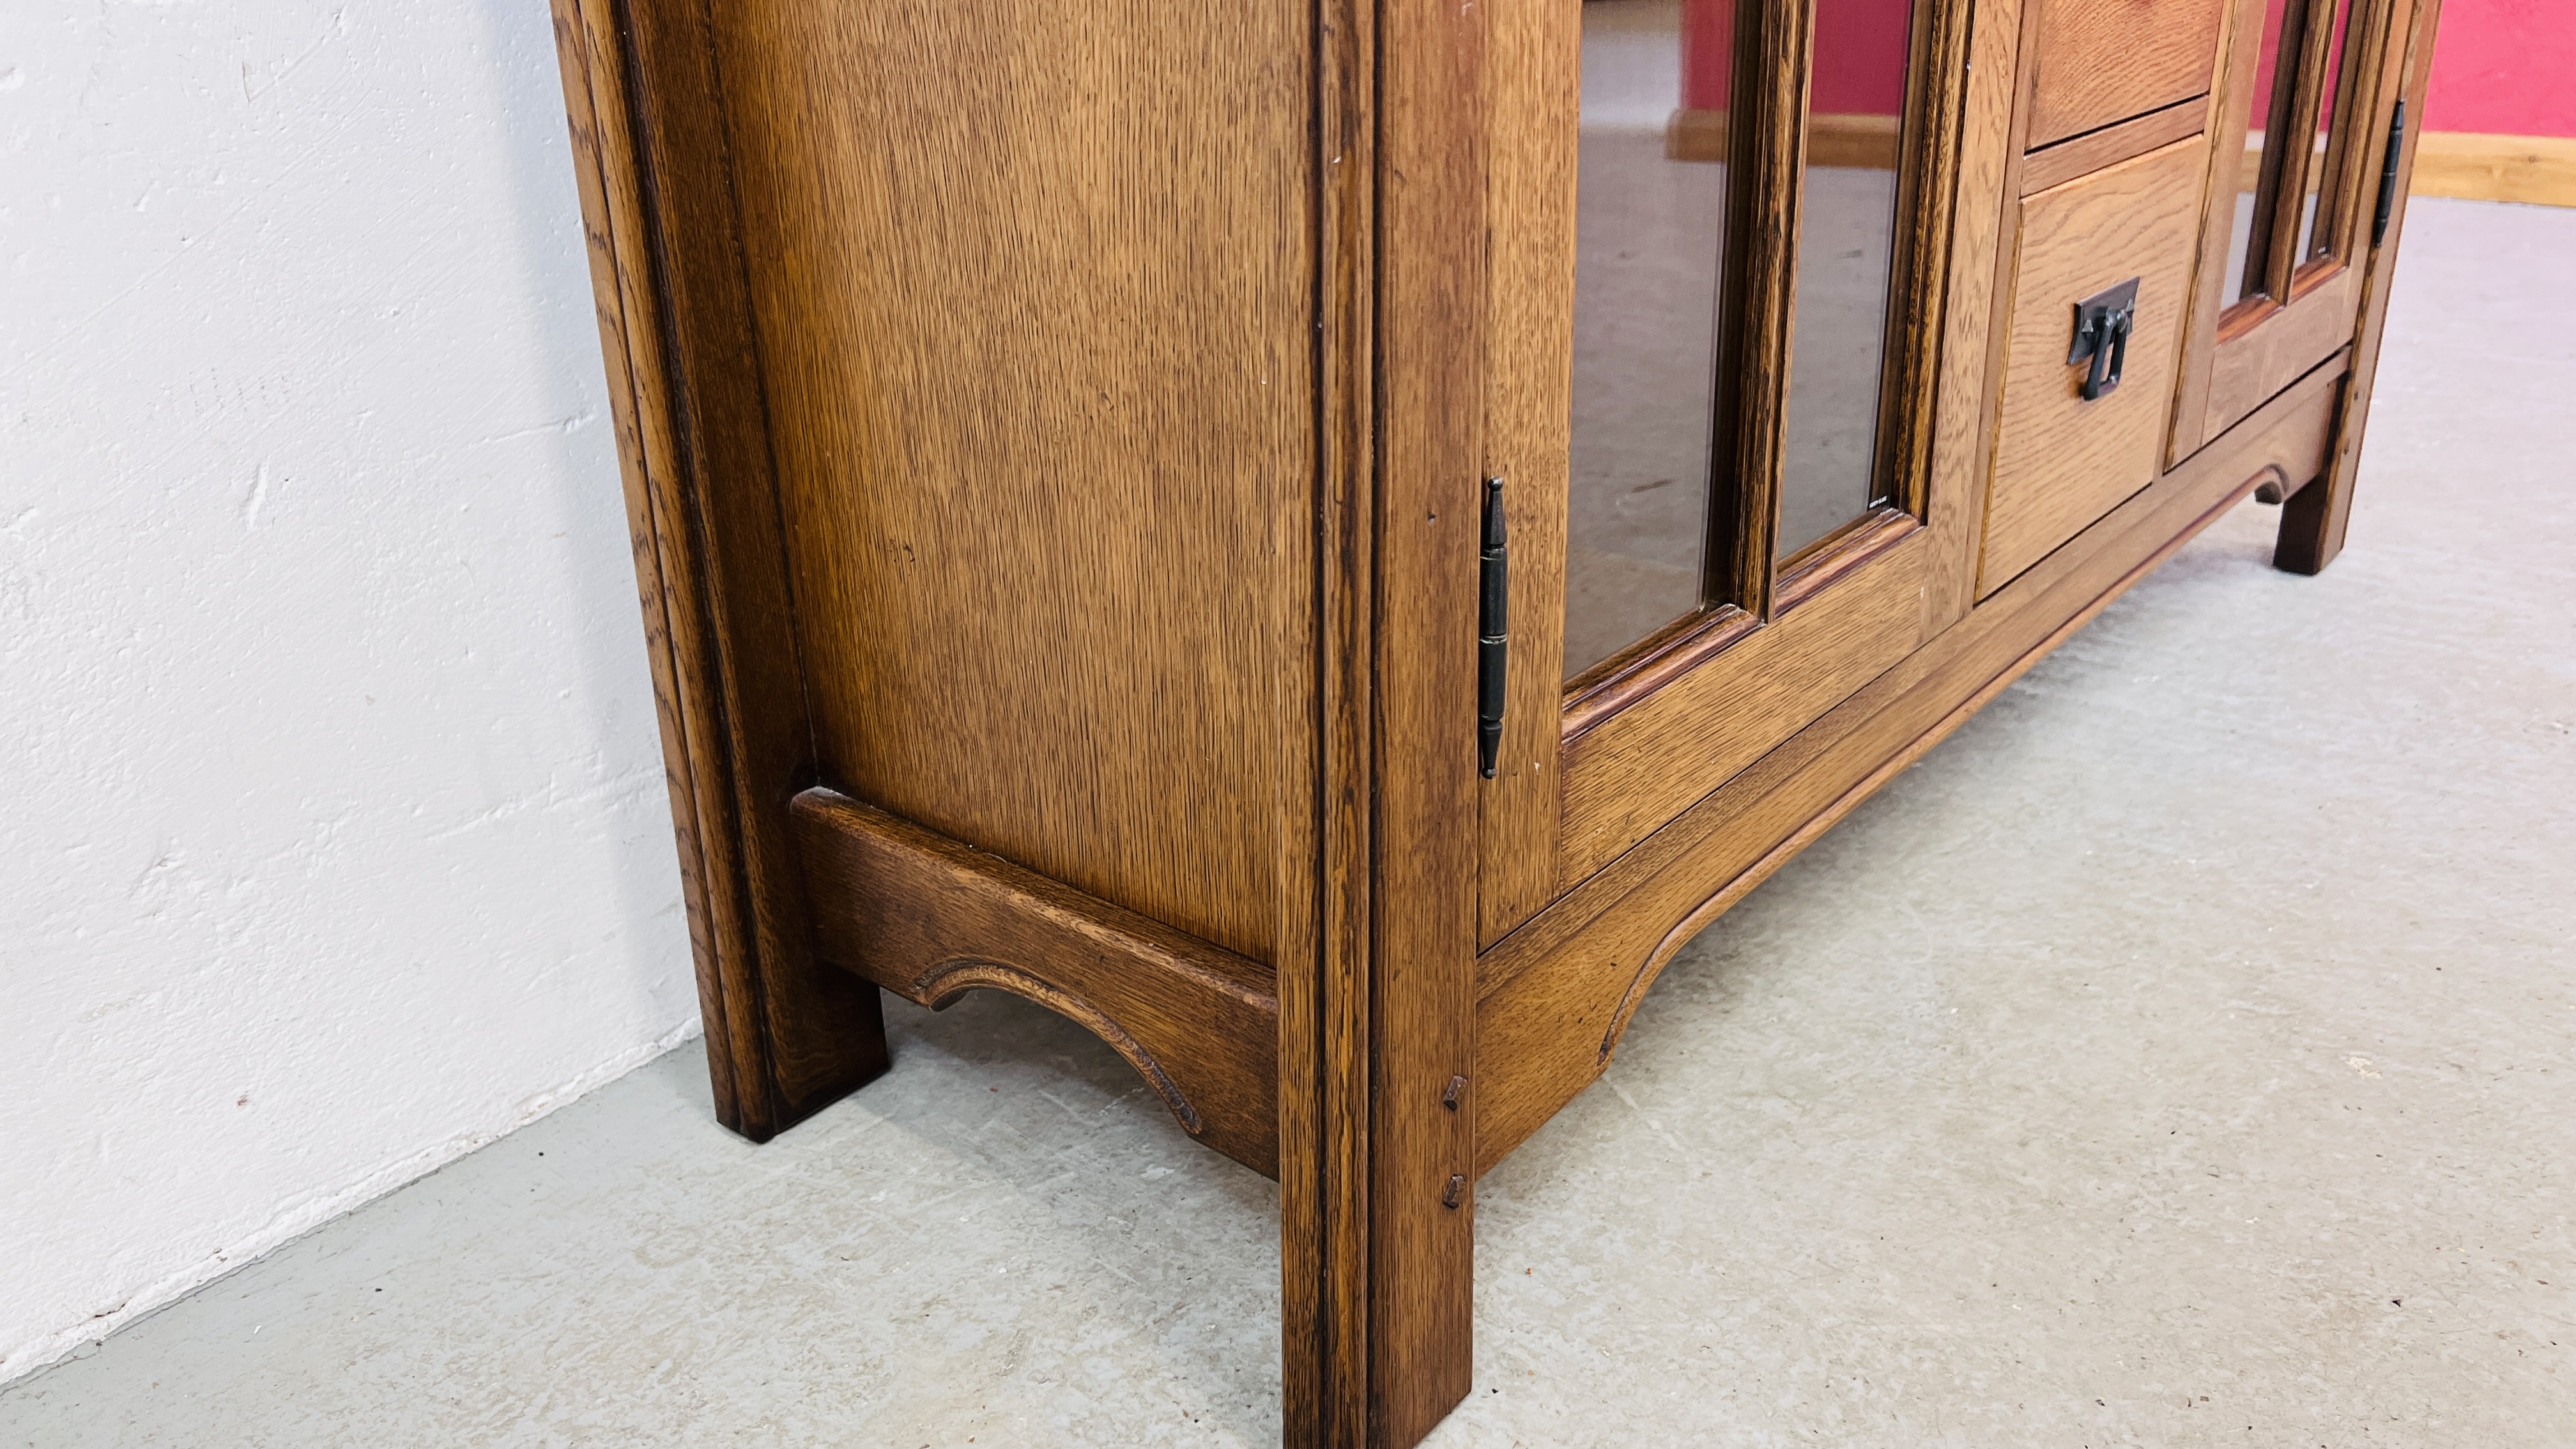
[706,0,1315,962]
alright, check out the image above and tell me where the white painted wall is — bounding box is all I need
[0,0,700,1383]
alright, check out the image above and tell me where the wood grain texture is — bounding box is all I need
[1667,109,1904,168]
[1278,0,1374,1437]
[701,0,1314,965]
[1872,0,1978,565]
[1284,0,1484,1442]
[1706,0,1815,612]
[2209,0,2398,441]
[789,788,1280,1176]
[2026,0,2228,148]
[2020,96,2211,195]
[1981,137,2208,595]
[553,0,2423,1434]
[2173,0,2401,461]
[1476,351,2347,1172]
[2277,0,2440,574]
[1477,0,1579,948]
[548,0,887,1142]
[2248,0,2346,295]
[1920,0,2028,632]
[1529,0,1977,911]
[2237,0,2320,303]
[2302,0,2387,266]
[2408,131,2576,208]
[2167,0,2264,460]
[1363,0,1486,1437]
[2223,0,2387,447]
[2200,264,2359,438]
[1556,530,1931,887]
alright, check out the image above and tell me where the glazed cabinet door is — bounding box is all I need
[1476,0,1993,941]
[2171,0,2419,455]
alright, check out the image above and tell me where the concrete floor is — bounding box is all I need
[6,197,2572,1446]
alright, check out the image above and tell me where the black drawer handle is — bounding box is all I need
[2069,277,2140,401]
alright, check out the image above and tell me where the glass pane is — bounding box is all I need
[2297,0,2362,263]
[1564,0,1731,680]
[2225,0,2297,307]
[1774,0,1914,562]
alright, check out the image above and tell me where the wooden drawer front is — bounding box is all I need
[2027,0,2225,148]
[1981,137,2205,595]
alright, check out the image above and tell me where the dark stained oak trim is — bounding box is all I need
[1775,508,1919,611]
[1704,0,1814,616]
[1278,0,1372,1436]
[1560,606,1761,735]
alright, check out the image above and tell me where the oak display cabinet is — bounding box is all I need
[549,0,2438,1436]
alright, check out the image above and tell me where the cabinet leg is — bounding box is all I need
[675,776,889,1142]
[2271,464,2352,575]
[696,945,889,1144]
[1284,0,1483,1434]
[1278,925,1476,1448]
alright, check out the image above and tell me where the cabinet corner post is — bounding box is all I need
[548,0,889,1141]
[1281,0,1486,1442]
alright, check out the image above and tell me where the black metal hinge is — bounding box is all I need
[1477,476,1508,779]
[2373,97,2407,247]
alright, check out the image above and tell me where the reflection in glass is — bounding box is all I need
[1775,0,1914,561]
[1563,0,1729,678]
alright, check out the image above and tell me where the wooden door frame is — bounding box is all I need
[2276,0,2440,572]
[2170,0,2411,456]
[1477,0,1990,942]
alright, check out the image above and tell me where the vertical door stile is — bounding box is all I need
[1920,0,2030,633]
[1474,0,1577,949]
[1710,0,1817,620]
[1366,0,1487,1434]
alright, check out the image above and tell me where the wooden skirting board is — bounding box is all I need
[2408,132,2576,208]
[1676,105,2575,208]
[1667,107,1902,168]
[2234,128,2574,207]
